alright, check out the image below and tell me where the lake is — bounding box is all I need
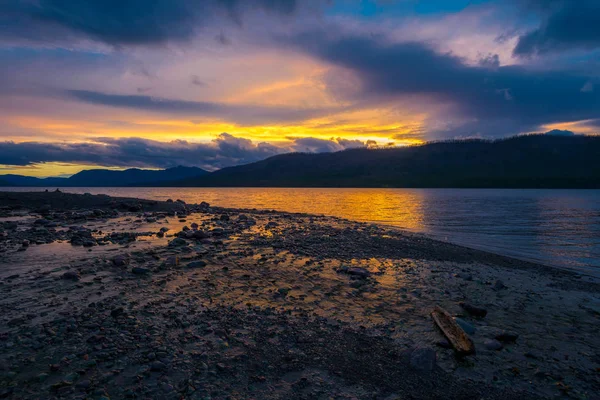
[3,187,600,276]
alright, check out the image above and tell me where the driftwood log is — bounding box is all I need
[431,305,475,356]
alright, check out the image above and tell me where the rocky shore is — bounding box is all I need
[1,191,599,399]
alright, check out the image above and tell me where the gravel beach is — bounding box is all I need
[0,191,599,400]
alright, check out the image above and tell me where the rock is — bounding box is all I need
[220,214,230,221]
[435,339,452,349]
[484,339,503,351]
[132,267,151,275]
[459,302,488,318]
[186,261,207,268]
[169,238,187,247]
[456,272,472,281]
[409,347,437,371]
[164,256,179,268]
[110,307,124,318]
[580,297,600,315]
[111,254,129,267]
[454,318,476,335]
[338,266,370,279]
[62,271,81,281]
[493,280,507,291]
[22,239,30,247]
[150,361,167,372]
[496,331,519,343]
[190,222,199,230]
[76,380,91,389]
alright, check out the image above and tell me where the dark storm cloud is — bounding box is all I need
[66,90,336,125]
[0,134,366,171]
[291,137,365,153]
[513,0,600,56]
[284,31,600,136]
[0,0,299,45]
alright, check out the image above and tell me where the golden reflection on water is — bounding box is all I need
[4,187,599,272]
[175,188,427,232]
[34,187,427,231]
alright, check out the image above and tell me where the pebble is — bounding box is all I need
[132,267,151,275]
[459,302,488,318]
[484,339,504,351]
[409,347,437,371]
[454,318,476,335]
[493,280,507,291]
[111,255,129,267]
[150,361,167,372]
[61,271,81,281]
[186,261,207,268]
[338,266,370,279]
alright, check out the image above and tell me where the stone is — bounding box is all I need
[493,280,507,291]
[164,256,179,268]
[456,272,472,281]
[110,307,124,318]
[580,297,600,315]
[111,254,129,267]
[169,238,187,247]
[150,361,167,372]
[62,271,81,281]
[496,331,519,343]
[409,347,437,371]
[187,261,207,268]
[454,318,476,335]
[338,266,370,279]
[132,267,151,275]
[435,339,452,349]
[459,302,488,318]
[484,339,503,351]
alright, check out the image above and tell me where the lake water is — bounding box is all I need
[3,187,600,276]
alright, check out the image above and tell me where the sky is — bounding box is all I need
[0,0,599,176]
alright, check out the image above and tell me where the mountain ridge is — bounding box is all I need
[2,135,600,188]
[173,135,600,188]
[0,166,208,187]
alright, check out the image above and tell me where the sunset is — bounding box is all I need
[1,0,599,176]
[1,1,599,399]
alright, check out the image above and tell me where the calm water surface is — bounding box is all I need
[4,188,600,275]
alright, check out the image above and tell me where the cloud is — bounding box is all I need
[290,137,365,153]
[283,30,600,137]
[66,90,337,125]
[0,134,368,171]
[513,0,600,56]
[0,0,302,46]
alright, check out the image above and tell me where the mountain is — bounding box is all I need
[65,166,208,186]
[0,166,208,187]
[177,135,600,188]
[0,175,68,186]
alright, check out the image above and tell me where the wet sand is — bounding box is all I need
[0,191,599,399]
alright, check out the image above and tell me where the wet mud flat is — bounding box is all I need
[0,191,599,400]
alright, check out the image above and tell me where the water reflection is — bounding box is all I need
[3,187,600,274]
